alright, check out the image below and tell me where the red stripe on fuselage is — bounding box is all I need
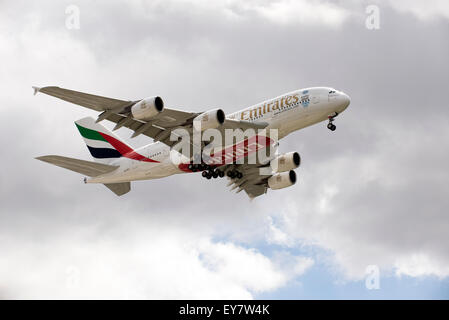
[178,135,274,172]
[99,132,159,163]
[207,135,273,165]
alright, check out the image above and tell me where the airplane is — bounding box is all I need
[33,86,350,198]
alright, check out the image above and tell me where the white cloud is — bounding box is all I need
[250,0,350,27]
[395,254,449,279]
[293,256,315,275]
[271,251,315,279]
[266,216,294,247]
[198,240,288,293]
[0,219,307,299]
[147,0,350,27]
[386,0,449,21]
[277,121,449,281]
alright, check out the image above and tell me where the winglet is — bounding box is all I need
[32,86,41,96]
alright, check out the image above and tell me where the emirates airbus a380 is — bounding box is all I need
[34,86,350,198]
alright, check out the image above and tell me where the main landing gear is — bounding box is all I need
[327,112,338,131]
[226,170,243,179]
[201,169,225,179]
[188,163,243,180]
[188,163,228,179]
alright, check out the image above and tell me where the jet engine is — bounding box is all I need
[131,96,164,121]
[268,170,297,190]
[270,152,301,173]
[193,108,225,131]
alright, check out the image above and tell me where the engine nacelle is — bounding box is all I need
[131,96,164,121]
[270,152,301,173]
[268,170,297,190]
[193,109,225,131]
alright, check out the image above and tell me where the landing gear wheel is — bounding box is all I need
[327,113,338,131]
[202,171,208,178]
[218,170,225,178]
[236,172,243,179]
[212,171,219,178]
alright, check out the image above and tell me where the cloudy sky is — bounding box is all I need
[0,0,448,299]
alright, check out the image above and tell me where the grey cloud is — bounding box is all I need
[1,0,449,297]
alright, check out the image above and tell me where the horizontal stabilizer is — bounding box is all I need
[35,155,131,196]
[36,155,118,176]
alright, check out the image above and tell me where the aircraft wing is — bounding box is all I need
[33,86,134,112]
[34,86,267,148]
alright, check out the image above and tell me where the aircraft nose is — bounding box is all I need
[339,92,351,110]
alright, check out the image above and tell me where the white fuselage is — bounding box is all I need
[87,87,350,184]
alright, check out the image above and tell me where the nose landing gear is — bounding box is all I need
[327,112,338,131]
[327,122,336,131]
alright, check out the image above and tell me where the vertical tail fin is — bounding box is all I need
[75,117,134,164]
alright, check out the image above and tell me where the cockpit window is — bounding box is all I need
[329,90,336,94]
